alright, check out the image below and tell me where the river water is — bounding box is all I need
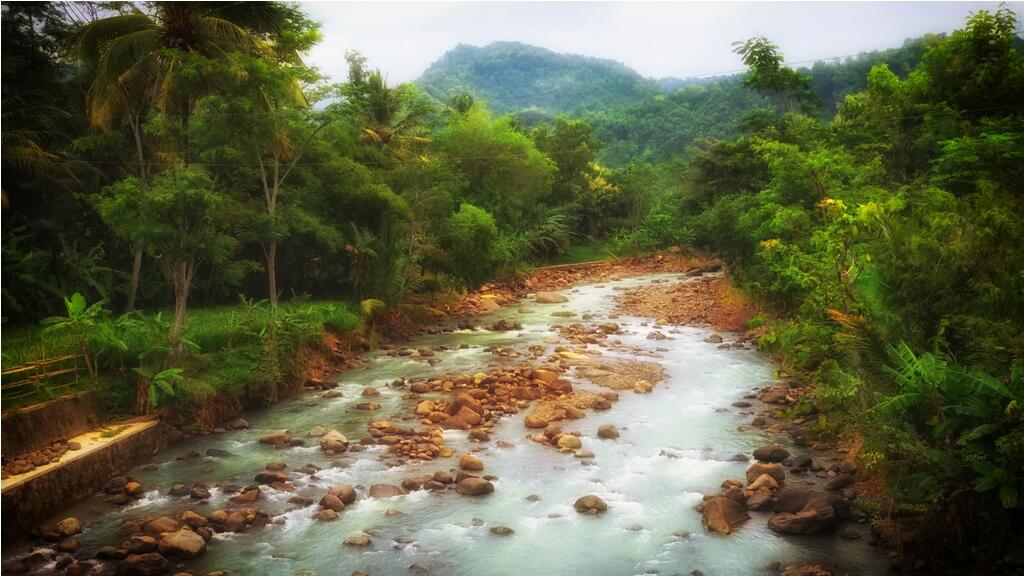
[11,274,887,575]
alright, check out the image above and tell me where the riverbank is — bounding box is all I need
[1,258,889,576]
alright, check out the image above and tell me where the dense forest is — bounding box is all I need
[2,2,1023,573]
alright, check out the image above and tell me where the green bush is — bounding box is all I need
[441,203,504,289]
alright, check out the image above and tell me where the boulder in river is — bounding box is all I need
[490,525,515,536]
[117,553,168,576]
[699,495,750,534]
[55,518,81,537]
[143,516,180,534]
[460,454,484,471]
[319,494,345,512]
[157,528,207,559]
[455,477,494,496]
[258,432,289,445]
[319,430,348,453]
[597,424,619,439]
[368,484,405,498]
[556,434,582,451]
[753,444,790,463]
[255,470,288,484]
[746,462,785,485]
[524,414,548,429]
[328,484,357,505]
[344,534,372,547]
[768,506,836,535]
[535,292,568,304]
[574,495,608,514]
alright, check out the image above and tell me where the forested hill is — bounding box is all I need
[415,41,660,114]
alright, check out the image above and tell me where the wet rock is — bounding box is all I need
[255,470,288,484]
[355,401,381,410]
[319,430,348,453]
[597,424,619,439]
[748,473,780,492]
[460,454,484,471]
[699,495,749,534]
[168,484,189,497]
[258,433,290,445]
[320,494,345,512]
[409,382,431,394]
[96,546,127,560]
[556,434,582,451]
[633,380,653,394]
[307,426,328,437]
[455,477,494,496]
[57,538,79,553]
[189,486,211,500]
[490,525,514,536]
[181,511,207,528]
[362,387,380,397]
[468,429,490,442]
[768,506,836,535]
[705,333,723,343]
[143,516,180,534]
[524,415,548,429]
[205,448,233,458]
[368,484,405,498]
[535,292,568,304]
[746,462,785,485]
[55,518,81,537]
[313,509,338,522]
[591,398,612,410]
[574,450,595,459]
[323,389,343,398]
[753,444,790,463]
[228,418,250,429]
[825,472,854,491]
[745,488,776,511]
[574,495,608,515]
[126,535,157,554]
[158,528,206,559]
[117,553,168,576]
[329,484,357,505]
[343,534,372,547]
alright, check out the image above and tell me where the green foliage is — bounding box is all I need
[441,203,503,289]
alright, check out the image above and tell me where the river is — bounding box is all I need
[7,273,887,575]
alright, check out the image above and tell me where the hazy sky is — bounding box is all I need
[303,1,1017,83]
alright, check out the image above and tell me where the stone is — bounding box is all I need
[455,477,494,496]
[747,473,780,492]
[746,462,785,485]
[768,506,836,535]
[490,525,514,536]
[255,470,288,484]
[633,380,653,394]
[468,429,490,442]
[700,495,750,534]
[557,434,582,451]
[158,528,207,559]
[228,418,250,429]
[368,484,405,498]
[329,485,357,505]
[745,487,776,510]
[143,516,180,534]
[117,553,168,576]
[307,426,328,437]
[524,415,548,429]
[753,444,790,463]
[258,433,289,445]
[825,472,854,491]
[574,450,595,459]
[57,538,79,552]
[319,430,348,453]
[362,387,380,397]
[189,486,210,500]
[313,509,338,522]
[124,482,144,497]
[597,424,619,439]
[55,518,81,537]
[126,535,157,554]
[180,511,207,528]
[320,494,345,512]
[168,484,189,497]
[574,495,608,515]
[344,534,372,547]
[535,292,568,304]
[460,454,484,471]
[705,333,723,343]
[532,369,559,385]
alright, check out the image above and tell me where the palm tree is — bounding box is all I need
[75,1,294,311]
[349,70,434,150]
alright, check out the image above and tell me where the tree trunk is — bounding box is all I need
[267,239,278,307]
[170,259,193,354]
[126,248,143,312]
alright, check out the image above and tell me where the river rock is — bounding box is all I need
[319,494,345,512]
[557,434,582,451]
[745,487,776,510]
[117,553,168,576]
[167,484,189,497]
[328,484,357,505]
[126,535,157,554]
[468,429,490,442]
[143,516,180,534]
[307,426,328,437]
[319,430,348,453]
[753,444,790,463]
[633,380,653,394]
[524,414,548,428]
[490,525,514,536]
[258,433,289,445]
[597,424,619,439]
[574,495,607,514]
[768,506,836,535]
[344,534,372,547]
[747,473,779,492]
[825,472,854,491]
[699,495,750,534]
[460,454,484,471]
[455,477,494,496]
[746,462,785,485]
[158,528,206,559]
[255,470,288,484]
[409,381,430,394]
[313,509,338,522]
[369,484,405,498]
[180,511,207,528]
[55,517,81,537]
[535,292,568,304]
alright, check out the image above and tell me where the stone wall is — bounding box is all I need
[1,392,99,456]
[1,421,170,543]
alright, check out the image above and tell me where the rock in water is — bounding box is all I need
[753,444,790,463]
[455,477,494,496]
[767,506,836,535]
[117,553,169,576]
[574,495,608,514]
[368,484,405,498]
[700,495,750,534]
[490,525,515,536]
[597,424,619,439]
[158,528,207,559]
[535,292,568,304]
[557,434,582,451]
[55,517,81,537]
[343,534,372,547]
[459,454,484,471]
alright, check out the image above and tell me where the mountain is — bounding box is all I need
[416,42,660,115]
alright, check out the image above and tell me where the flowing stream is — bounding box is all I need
[10,274,887,575]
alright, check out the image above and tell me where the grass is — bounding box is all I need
[550,242,618,265]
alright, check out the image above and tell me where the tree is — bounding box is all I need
[442,203,503,289]
[98,168,234,351]
[343,68,434,152]
[733,36,817,113]
[75,1,301,311]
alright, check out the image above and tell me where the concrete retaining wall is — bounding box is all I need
[1,392,99,455]
[1,421,169,543]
